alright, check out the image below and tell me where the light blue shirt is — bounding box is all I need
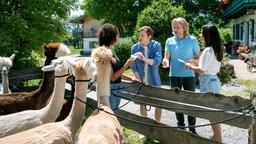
[165,35,200,77]
[131,40,162,86]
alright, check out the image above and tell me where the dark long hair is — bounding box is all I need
[97,23,119,47]
[202,24,223,62]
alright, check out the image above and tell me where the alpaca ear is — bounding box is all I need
[9,54,15,61]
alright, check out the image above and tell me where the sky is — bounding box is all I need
[70,0,84,17]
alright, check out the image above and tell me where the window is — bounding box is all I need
[233,25,235,39]
[251,19,255,42]
[236,24,240,40]
[240,22,244,41]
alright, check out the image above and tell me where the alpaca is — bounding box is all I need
[0,58,96,144]
[0,54,15,94]
[91,46,116,107]
[77,46,124,144]
[0,56,72,138]
[0,43,70,115]
[77,106,124,144]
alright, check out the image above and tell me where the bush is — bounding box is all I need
[218,28,232,44]
[218,57,236,84]
[113,38,134,66]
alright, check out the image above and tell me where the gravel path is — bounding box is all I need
[228,58,256,80]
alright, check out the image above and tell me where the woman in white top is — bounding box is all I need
[185,24,223,143]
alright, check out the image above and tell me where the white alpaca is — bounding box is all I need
[0,54,15,94]
[91,46,116,107]
[77,47,124,144]
[0,58,96,144]
[0,56,72,138]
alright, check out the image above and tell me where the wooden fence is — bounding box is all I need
[1,69,255,144]
[85,81,256,144]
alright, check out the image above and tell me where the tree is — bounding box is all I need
[135,0,186,46]
[170,0,226,33]
[81,0,152,35]
[0,0,79,69]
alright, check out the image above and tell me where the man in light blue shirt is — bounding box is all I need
[131,26,162,122]
[162,17,201,134]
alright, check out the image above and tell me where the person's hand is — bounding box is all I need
[162,58,169,68]
[134,52,144,61]
[186,59,198,66]
[131,77,141,84]
[185,62,192,69]
[124,57,136,68]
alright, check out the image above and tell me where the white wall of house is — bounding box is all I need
[233,13,256,47]
[81,17,102,54]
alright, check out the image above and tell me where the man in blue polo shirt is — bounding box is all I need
[162,17,201,134]
[131,26,162,122]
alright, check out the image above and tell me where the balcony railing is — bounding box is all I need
[224,0,256,18]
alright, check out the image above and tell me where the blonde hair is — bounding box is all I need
[171,17,189,35]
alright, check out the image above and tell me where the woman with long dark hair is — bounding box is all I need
[185,24,223,143]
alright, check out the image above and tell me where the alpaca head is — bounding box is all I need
[41,56,74,76]
[67,58,96,80]
[91,46,116,65]
[43,43,71,59]
[0,54,15,74]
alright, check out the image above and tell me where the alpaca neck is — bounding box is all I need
[96,63,111,106]
[62,78,88,135]
[1,70,9,94]
[35,71,55,108]
[41,75,68,123]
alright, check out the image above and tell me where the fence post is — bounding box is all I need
[249,92,256,144]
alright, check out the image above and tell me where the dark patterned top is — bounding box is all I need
[111,53,122,83]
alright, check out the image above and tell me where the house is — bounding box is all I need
[71,14,102,55]
[222,0,256,47]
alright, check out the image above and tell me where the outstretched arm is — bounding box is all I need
[111,57,136,82]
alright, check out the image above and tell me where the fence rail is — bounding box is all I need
[109,81,255,144]
[0,68,42,82]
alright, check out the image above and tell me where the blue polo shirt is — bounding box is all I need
[131,40,162,86]
[165,35,200,77]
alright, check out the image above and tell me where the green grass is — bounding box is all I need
[24,79,42,87]
[237,80,256,95]
[221,79,256,99]
[124,128,158,144]
[69,46,82,55]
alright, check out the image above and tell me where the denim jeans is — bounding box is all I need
[109,83,122,110]
[199,74,221,93]
[170,77,196,129]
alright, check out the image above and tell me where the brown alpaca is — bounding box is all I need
[0,58,96,144]
[0,43,70,115]
[77,46,124,144]
[0,56,72,138]
[91,46,116,107]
